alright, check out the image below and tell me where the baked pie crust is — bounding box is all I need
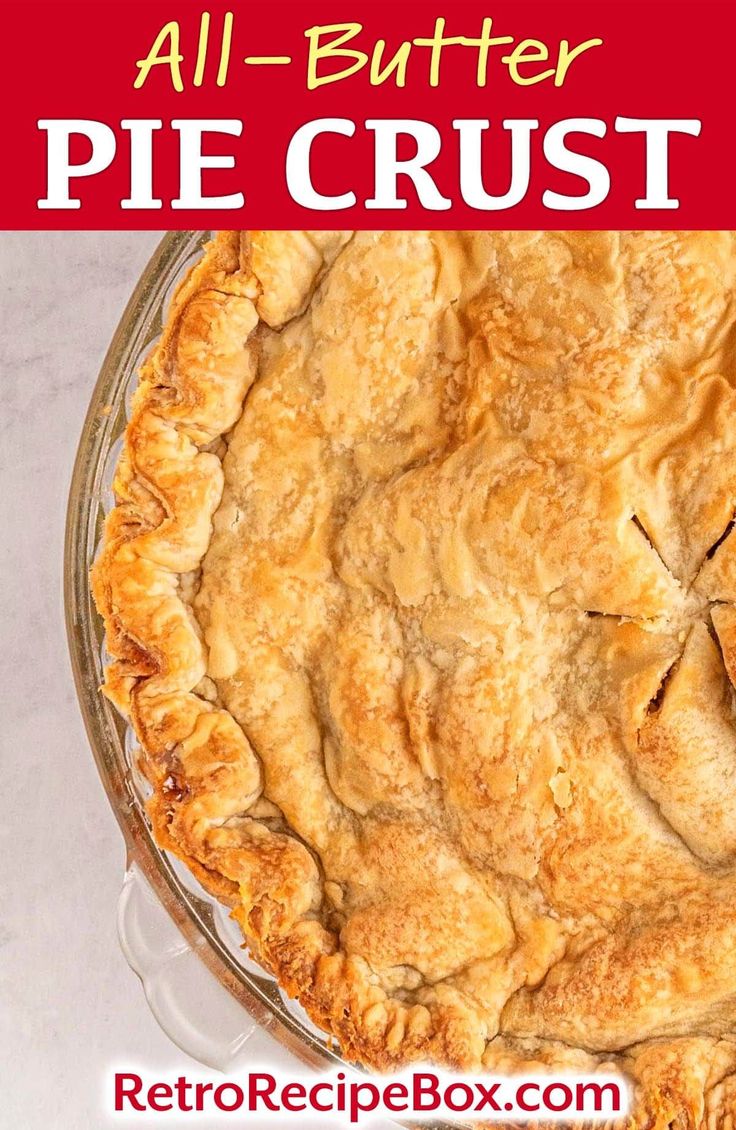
[93,230,736,1126]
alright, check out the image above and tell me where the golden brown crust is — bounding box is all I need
[93,231,736,1127]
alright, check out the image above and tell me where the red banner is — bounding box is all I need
[2,0,734,229]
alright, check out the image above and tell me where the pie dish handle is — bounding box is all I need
[117,862,282,1071]
[117,865,401,1129]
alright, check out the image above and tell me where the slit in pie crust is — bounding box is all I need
[92,230,736,1127]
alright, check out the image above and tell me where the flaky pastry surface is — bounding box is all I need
[93,231,736,1127]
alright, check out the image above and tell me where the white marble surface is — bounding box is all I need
[0,232,224,1127]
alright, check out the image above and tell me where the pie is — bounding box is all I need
[93,230,736,1126]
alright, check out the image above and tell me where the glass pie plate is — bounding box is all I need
[65,233,404,1125]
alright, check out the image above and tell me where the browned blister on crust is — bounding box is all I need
[92,230,736,1127]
